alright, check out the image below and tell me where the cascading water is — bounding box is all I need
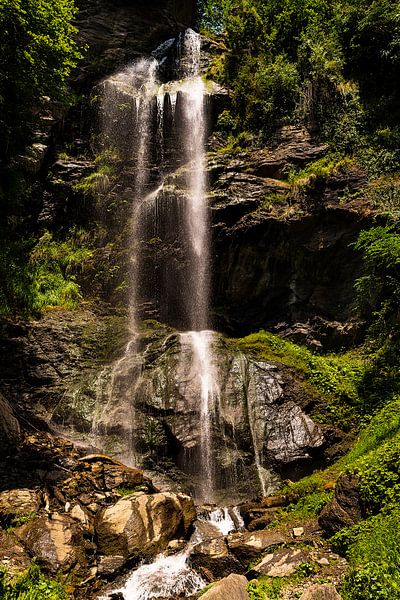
[95,29,223,502]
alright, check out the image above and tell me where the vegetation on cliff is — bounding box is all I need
[0,0,81,163]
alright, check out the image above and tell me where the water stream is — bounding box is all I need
[100,507,242,600]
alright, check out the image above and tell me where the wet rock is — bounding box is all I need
[75,0,196,84]
[319,474,364,536]
[14,512,86,573]
[227,530,289,563]
[0,393,20,451]
[96,492,195,561]
[248,548,309,578]
[190,537,244,580]
[300,584,342,600]
[200,573,250,599]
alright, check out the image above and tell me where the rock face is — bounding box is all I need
[319,474,364,536]
[0,489,41,526]
[95,492,196,560]
[0,393,20,451]
[75,0,196,84]
[200,574,250,600]
[55,329,325,500]
[210,127,369,346]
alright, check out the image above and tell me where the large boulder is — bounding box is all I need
[248,548,310,578]
[95,492,195,560]
[14,512,86,573]
[318,474,364,536]
[199,574,250,600]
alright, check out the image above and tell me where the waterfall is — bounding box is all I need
[96,29,221,501]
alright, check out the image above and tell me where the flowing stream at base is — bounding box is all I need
[101,508,244,600]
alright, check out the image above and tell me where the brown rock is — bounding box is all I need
[0,393,20,451]
[95,492,195,561]
[200,573,250,599]
[190,537,244,581]
[227,530,289,562]
[318,474,363,536]
[0,530,30,576]
[15,512,86,573]
[0,489,41,525]
[300,584,342,599]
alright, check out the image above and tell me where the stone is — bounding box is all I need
[227,530,289,562]
[300,584,342,599]
[249,548,310,578]
[319,474,364,536]
[97,555,125,576]
[95,492,195,561]
[189,537,244,581]
[0,393,20,451]
[293,527,304,537]
[317,557,330,566]
[70,503,93,532]
[0,489,41,525]
[200,574,250,600]
[14,512,86,573]
[0,530,30,576]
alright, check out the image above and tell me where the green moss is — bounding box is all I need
[0,562,68,599]
[227,330,365,430]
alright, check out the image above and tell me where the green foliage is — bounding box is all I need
[332,509,400,600]
[200,0,400,150]
[6,511,36,530]
[248,576,283,600]
[0,0,82,161]
[0,229,93,316]
[0,562,68,599]
[277,491,332,524]
[353,225,400,338]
